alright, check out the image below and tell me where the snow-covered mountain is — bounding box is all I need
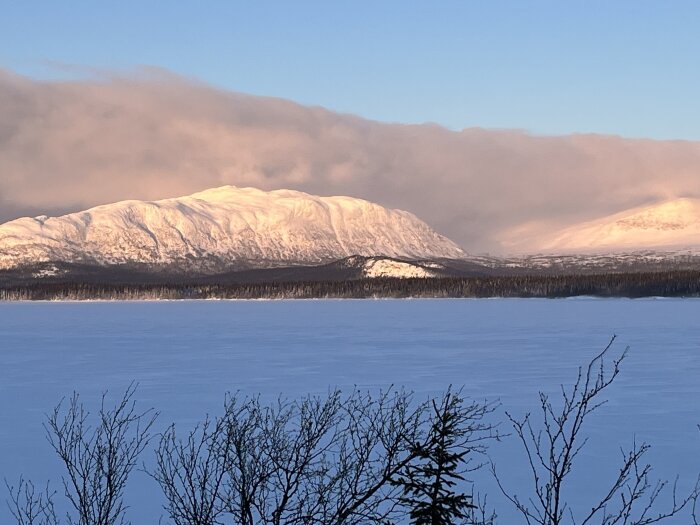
[0,186,465,272]
[534,198,700,253]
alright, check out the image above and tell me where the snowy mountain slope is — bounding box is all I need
[532,198,700,253]
[0,186,465,271]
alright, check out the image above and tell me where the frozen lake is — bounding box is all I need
[1,299,699,523]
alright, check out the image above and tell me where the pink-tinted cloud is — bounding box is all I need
[1,67,700,253]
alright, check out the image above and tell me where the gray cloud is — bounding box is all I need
[2,67,700,254]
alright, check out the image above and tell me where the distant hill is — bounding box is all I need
[521,198,700,253]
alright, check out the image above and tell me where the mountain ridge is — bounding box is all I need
[0,186,465,272]
[507,198,700,254]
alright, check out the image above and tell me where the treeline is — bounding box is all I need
[6,341,700,524]
[2,271,700,300]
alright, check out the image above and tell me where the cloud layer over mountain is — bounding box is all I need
[2,67,700,253]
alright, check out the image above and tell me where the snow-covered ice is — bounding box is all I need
[0,299,699,523]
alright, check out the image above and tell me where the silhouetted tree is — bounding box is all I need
[394,388,499,525]
[44,384,157,525]
[396,390,475,524]
[152,414,231,525]
[151,388,499,525]
[493,336,698,525]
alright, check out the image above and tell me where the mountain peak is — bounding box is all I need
[189,184,243,199]
[189,185,283,202]
[0,186,465,272]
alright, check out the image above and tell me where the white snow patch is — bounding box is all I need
[32,265,63,278]
[362,259,439,279]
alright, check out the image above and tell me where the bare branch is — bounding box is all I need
[5,478,58,525]
[44,383,157,525]
[493,337,695,525]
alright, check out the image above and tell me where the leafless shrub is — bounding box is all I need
[44,383,157,525]
[310,388,428,525]
[152,388,497,525]
[152,415,231,525]
[493,336,698,525]
[226,391,343,525]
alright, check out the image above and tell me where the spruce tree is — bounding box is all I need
[397,391,476,525]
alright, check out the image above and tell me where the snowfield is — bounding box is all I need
[1,299,699,523]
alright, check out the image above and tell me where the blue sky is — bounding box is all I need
[2,1,699,139]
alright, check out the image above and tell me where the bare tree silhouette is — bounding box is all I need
[493,336,698,525]
[44,384,157,525]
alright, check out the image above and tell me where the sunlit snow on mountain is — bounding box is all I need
[526,198,700,253]
[0,186,465,272]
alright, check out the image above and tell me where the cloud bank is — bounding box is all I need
[2,67,700,253]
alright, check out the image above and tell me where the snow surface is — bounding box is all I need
[1,300,699,524]
[0,186,465,271]
[534,198,700,253]
[361,258,440,278]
